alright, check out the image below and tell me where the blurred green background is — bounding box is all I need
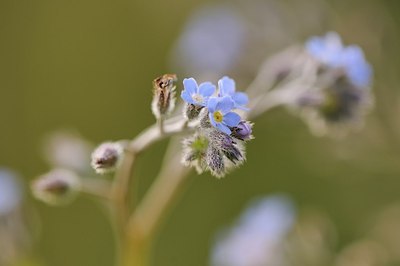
[1,0,400,265]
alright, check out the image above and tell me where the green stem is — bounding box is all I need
[121,232,150,266]
[124,139,191,266]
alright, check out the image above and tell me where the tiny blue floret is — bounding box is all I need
[218,76,249,110]
[181,78,216,106]
[207,96,241,135]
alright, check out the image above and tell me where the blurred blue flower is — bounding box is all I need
[207,96,241,135]
[0,169,22,216]
[341,45,373,88]
[306,32,344,67]
[218,76,249,110]
[181,78,216,106]
[171,5,246,77]
[306,32,372,87]
[211,195,296,266]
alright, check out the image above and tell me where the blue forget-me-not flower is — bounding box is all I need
[207,96,241,135]
[306,32,372,88]
[218,76,249,109]
[181,78,216,106]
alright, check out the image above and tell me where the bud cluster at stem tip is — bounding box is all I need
[290,32,374,136]
[180,76,253,178]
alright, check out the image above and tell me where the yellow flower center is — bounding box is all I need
[213,111,223,123]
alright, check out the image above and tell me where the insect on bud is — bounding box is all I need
[151,74,177,119]
[91,142,124,174]
[31,169,80,205]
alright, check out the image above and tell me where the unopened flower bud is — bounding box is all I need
[182,134,208,174]
[31,169,80,205]
[151,74,177,119]
[231,121,254,141]
[91,142,124,174]
[206,146,225,178]
[208,129,245,166]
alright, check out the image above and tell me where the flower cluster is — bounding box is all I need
[296,32,373,135]
[181,76,253,177]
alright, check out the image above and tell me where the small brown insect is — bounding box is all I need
[152,74,177,117]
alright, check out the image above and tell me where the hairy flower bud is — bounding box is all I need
[182,134,208,174]
[208,129,245,166]
[231,121,253,141]
[91,142,123,174]
[151,74,177,119]
[206,146,225,178]
[31,169,80,205]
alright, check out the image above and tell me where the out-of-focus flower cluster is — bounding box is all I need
[211,195,400,266]
[181,76,253,178]
[295,32,373,136]
[246,31,373,137]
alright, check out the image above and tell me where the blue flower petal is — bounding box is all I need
[181,90,195,104]
[232,92,248,106]
[198,82,216,97]
[209,113,217,128]
[342,45,372,87]
[216,123,231,135]
[183,78,198,95]
[223,112,241,127]
[305,36,325,58]
[348,62,372,88]
[306,32,343,67]
[218,76,235,96]
[216,96,234,114]
[207,97,219,113]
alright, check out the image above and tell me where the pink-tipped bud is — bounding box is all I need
[91,142,123,174]
[31,169,80,205]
